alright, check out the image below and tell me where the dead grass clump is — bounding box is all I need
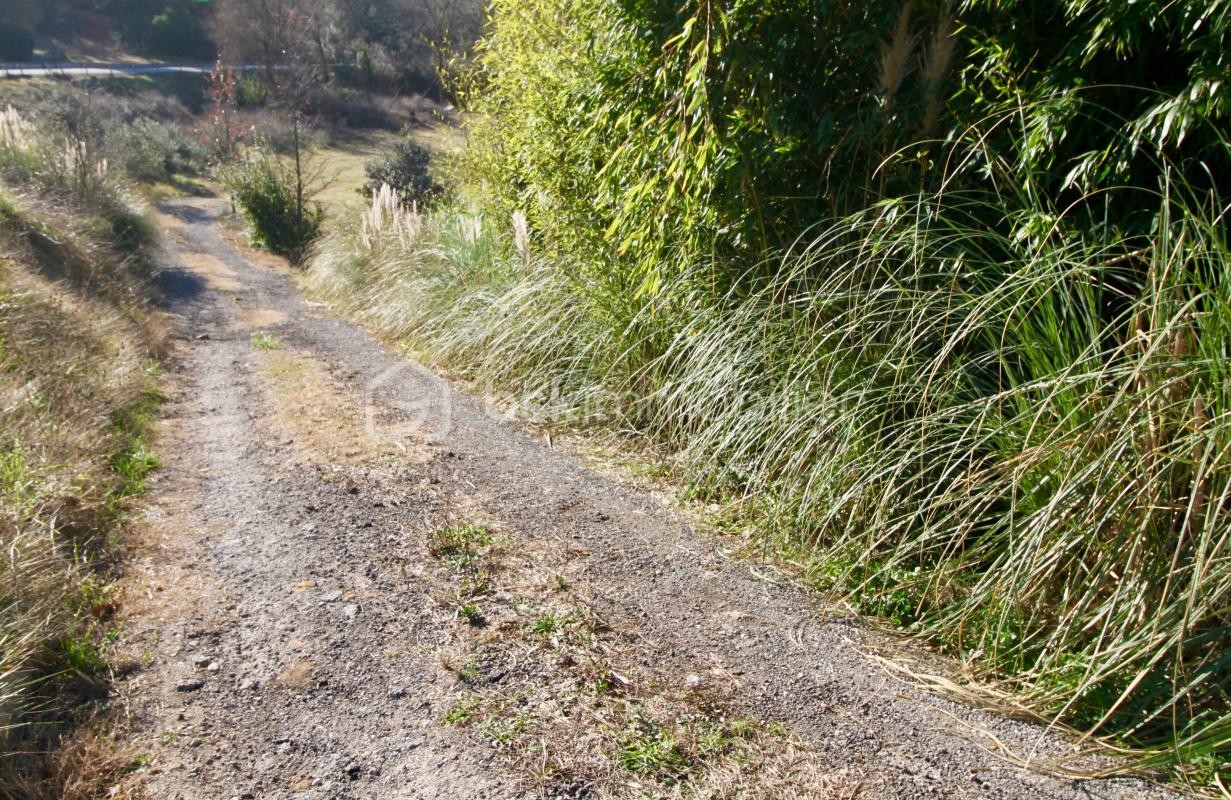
[15,722,147,800]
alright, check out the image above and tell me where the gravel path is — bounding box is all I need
[117,197,1181,799]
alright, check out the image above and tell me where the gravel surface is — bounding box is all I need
[118,197,1182,799]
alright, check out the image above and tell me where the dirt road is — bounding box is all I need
[116,197,1179,799]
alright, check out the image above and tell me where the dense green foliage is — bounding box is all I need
[462,0,1228,291]
[219,145,323,262]
[5,0,217,60]
[306,0,1231,784]
[146,3,216,60]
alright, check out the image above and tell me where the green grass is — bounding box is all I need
[429,523,494,577]
[456,602,485,626]
[442,694,483,724]
[433,523,493,550]
[0,445,37,514]
[616,722,690,778]
[527,615,571,636]
[250,330,282,350]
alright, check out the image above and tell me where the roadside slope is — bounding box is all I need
[121,196,1183,799]
[0,187,162,795]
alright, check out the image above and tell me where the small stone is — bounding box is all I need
[345,763,363,780]
[342,604,359,620]
[685,673,701,688]
[176,678,205,692]
[207,662,221,672]
[387,687,406,699]
[195,333,210,341]
[320,590,342,603]
[239,678,259,690]
[191,654,211,667]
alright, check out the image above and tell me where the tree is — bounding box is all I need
[0,0,43,32]
[411,0,483,99]
[211,0,329,86]
[0,0,41,62]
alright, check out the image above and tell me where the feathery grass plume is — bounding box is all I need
[459,214,483,248]
[920,1,957,138]
[879,1,918,119]
[361,183,422,250]
[512,210,530,266]
[0,105,32,152]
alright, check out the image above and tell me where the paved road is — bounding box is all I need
[0,62,235,78]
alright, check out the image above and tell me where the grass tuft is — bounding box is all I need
[250,330,282,350]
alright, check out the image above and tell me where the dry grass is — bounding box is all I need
[15,722,148,800]
[254,348,431,465]
[0,185,162,794]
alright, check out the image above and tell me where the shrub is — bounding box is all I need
[237,75,268,108]
[309,86,398,130]
[362,138,441,207]
[219,146,323,263]
[109,118,204,183]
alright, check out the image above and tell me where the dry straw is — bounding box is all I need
[0,105,32,151]
[360,182,422,250]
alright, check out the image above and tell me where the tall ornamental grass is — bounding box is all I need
[308,170,1231,780]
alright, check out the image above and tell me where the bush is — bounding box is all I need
[237,75,268,108]
[310,85,397,130]
[108,117,204,183]
[362,138,441,207]
[219,146,323,263]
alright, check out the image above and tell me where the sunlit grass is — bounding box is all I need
[307,163,1231,782]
